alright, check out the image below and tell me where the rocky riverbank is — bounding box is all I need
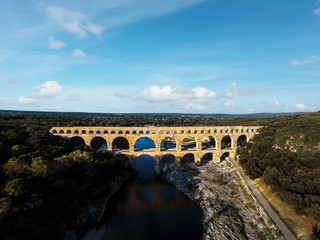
[161,161,285,240]
[67,163,137,240]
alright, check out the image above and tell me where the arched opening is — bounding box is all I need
[132,130,137,134]
[52,129,57,133]
[74,130,79,134]
[181,153,195,166]
[82,130,86,134]
[70,136,85,145]
[173,130,177,134]
[90,137,107,151]
[161,137,176,151]
[181,130,184,134]
[139,130,143,134]
[67,130,71,134]
[166,130,170,134]
[201,153,213,165]
[221,136,232,149]
[237,135,247,148]
[125,130,130,134]
[146,131,150,134]
[134,137,155,151]
[104,130,108,134]
[119,130,123,134]
[135,155,155,183]
[111,130,115,134]
[89,130,94,134]
[220,152,229,162]
[201,136,216,150]
[182,136,196,150]
[161,154,176,166]
[112,137,129,151]
[96,130,101,134]
[59,130,64,134]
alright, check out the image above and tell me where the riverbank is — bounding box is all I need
[69,163,137,240]
[162,161,284,240]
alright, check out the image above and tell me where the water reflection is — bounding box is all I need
[85,139,202,240]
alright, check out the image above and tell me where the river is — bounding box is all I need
[85,138,202,240]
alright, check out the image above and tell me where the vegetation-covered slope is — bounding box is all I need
[238,112,320,221]
[0,113,133,239]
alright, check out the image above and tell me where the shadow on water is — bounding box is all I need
[88,147,202,240]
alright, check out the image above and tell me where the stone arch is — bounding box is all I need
[139,130,144,134]
[70,136,85,145]
[201,130,204,134]
[194,130,197,134]
[161,154,176,166]
[52,129,57,133]
[135,155,155,183]
[96,130,101,134]
[237,135,247,148]
[173,130,177,134]
[125,130,130,134]
[118,130,123,134]
[112,137,129,150]
[81,130,86,134]
[181,130,184,134]
[159,130,163,134]
[182,136,196,150]
[214,130,217,134]
[90,137,107,150]
[134,137,155,151]
[59,130,64,134]
[166,130,170,134]
[187,130,191,134]
[132,130,137,134]
[89,130,94,134]
[146,131,150,134]
[160,137,176,151]
[111,130,115,134]
[104,130,108,134]
[201,136,216,150]
[67,130,71,134]
[74,130,79,134]
[201,153,213,165]
[221,135,232,149]
[207,130,211,134]
[181,153,195,166]
[220,152,229,162]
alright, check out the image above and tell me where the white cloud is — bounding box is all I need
[46,6,104,38]
[19,96,39,105]
[138,85,215,103]
[289,55,319,66]
[273,100,314,112]
[48,36,66,49]
[274,100,281,107]
[186,103,205,111]
[224,82,267,97]
[71,49,86,57]
[313,8,320,15]
[33,81,65,98]
[224,99,235,107]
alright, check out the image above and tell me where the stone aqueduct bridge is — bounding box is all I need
[50,126,262,164]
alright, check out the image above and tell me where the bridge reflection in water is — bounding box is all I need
[92,153,202,240]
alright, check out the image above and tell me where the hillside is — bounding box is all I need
[238,112,320,223]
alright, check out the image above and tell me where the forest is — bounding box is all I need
[238,112,320,223]
[0,110,319,239]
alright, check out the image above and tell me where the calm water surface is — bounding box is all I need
[87,138,202,240]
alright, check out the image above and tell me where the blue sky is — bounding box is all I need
[0,0,319,113]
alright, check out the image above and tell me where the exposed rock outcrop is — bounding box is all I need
[162,161,284,240]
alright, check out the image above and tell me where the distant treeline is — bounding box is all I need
[238,112,320,221]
